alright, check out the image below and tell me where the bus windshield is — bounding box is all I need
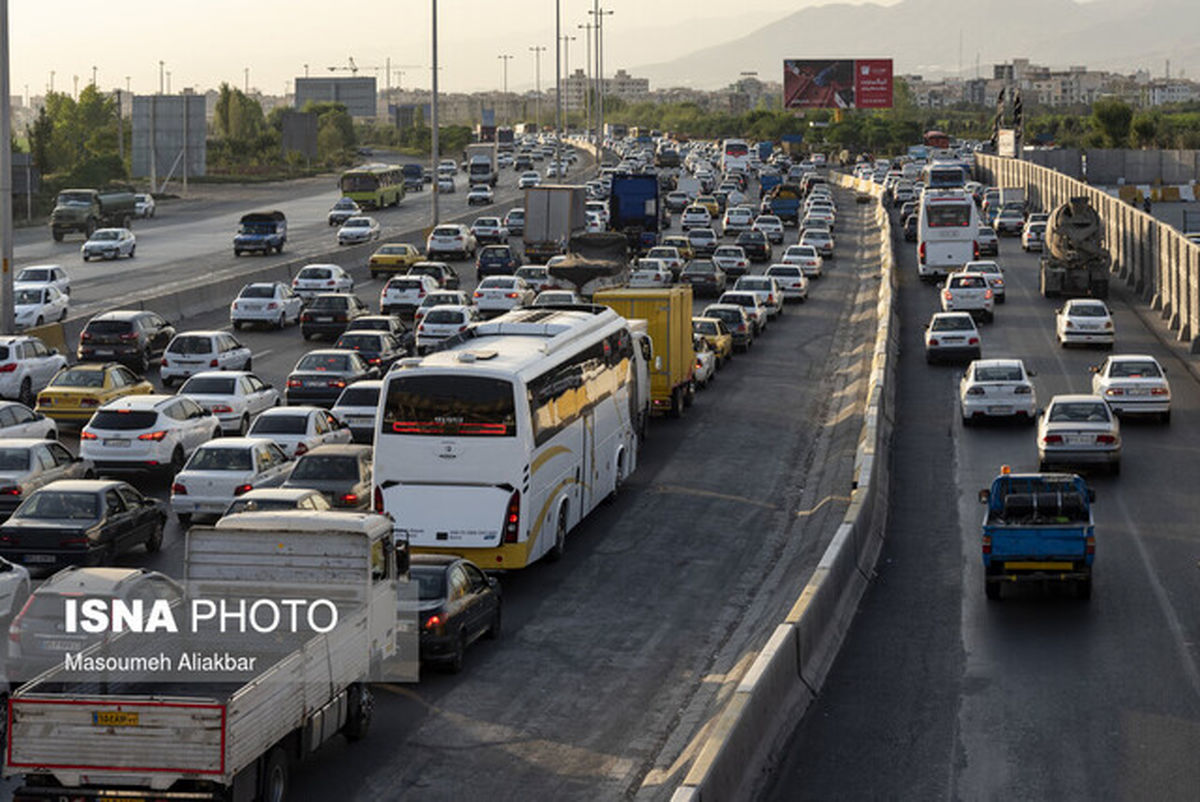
[926,204,973,227]
[340,174,379,193]
[381,374,517,437]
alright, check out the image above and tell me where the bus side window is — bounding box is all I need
[639,338,652,363]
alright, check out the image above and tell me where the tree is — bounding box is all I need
[1130,112,1159,148]
[1091,98,1133,148]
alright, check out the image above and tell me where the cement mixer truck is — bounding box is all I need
[1039,196,1110,299]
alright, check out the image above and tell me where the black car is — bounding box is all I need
[300,293,370,340]
[735,230,772,263]
[0,479,166,575]
[282,444,373,510]
[407,261,460,290]
[679,260,727,297]
[284,350,378,407]
[410,554,501,673]
[333,330,409,372]
[903,214,918,242]
[77,310,175,373]
[9,565,182,677]
[476,244,523,279]
[514,154,533,171]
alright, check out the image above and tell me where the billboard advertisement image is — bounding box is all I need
[783,59,893,109]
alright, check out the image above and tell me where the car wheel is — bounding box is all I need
[446,630,467,674]
[129,245,136,258]
[232,320,243,331]
[985,578,1001,601]
[546,505,568,562]
[17,378,32,407]
[262,747,289,802]
[138,348,151,375]
[1160,410,1171,424]
[1109,460,1121,476]
[177,512,192,528]
[238,415,250,436]
[169,446,185,476]
[145,518,164,553]
[485,603,502,640]
[1075,576,1092,601]
[244,356,253,371]
[82,255,89,262]
[342,683,374,741]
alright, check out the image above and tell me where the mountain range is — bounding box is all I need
[633,0,1200,90]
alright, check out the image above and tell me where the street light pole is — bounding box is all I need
[578,23,593,139]
[431,0,440,226]
[554,0,562,171]
[561,35,574,129]
[158,61,164,95]
[529,46,546,131]
[0,0,13,334]
[498,54,513,125]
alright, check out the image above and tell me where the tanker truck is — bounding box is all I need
[1039,196,1110,299]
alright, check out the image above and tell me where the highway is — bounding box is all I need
[0,179,884,800]
[762,201,1200,800]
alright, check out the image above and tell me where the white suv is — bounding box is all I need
[380,275,441,317]
[681,205,712,231]
[160,331,253,387]
[80,394,222,476]
[426,224,477,260]
[0,336,68,406]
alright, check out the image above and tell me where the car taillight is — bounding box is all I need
[919,242,926,264]
[209,359,219,367]
[1015,386,1032,395]
[286,379,302,388]
[0,486,20,496]
[458,325,468,332]
[1043,434,1064,444]
[737,323,746,332]
[138,430,168,441]
[1105,388,1123,396]
[119,332,138,340]
[1065,320,1075,329]
[80,398,100,407]
[172,482,187,495]
[326,280,336,286]
[340,493,359,505]
[1151,387,1169,396]
[295,443,308,457]
[1085,535,1095,555]
[266,302,278,310]
[984,289,993,300]
[943,290,952,301]
[927,338,939,346]
[1104,321,1113,329]
[80,331,92,341]
[767,295,774,304]
[374,485,384,512]
[417,324,425,332]
[502,489,520,543]
[966,387,984,396]
[1095,434,1117,444]
[0,363,16,373]
[233,483,253,496]
[328,379,347,388]
[982,534,992,555]
[968,337,979,345]
[424,613,445,634]
[973,241,980,259]
[474,291,483,298]
[301,312,311,322]
[418,290,426,298]
[505,292,519,299]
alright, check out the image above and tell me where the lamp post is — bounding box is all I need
[498,54,513,125]
[0,0,13,333]
[431,0,440,226]
[589,6,612,140]
[577,22,593,139]
[158,60,164,95]
[529,46,546,131]
[561,35,575,129]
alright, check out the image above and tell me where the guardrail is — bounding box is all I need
[671,175,898,801]
[975,153,1200,351]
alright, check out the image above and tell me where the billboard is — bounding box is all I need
[294,77,377,118]
[131,94,207,179]
[783,59,893,109]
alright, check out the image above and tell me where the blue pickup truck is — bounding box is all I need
[233,210,287,256]
[979,468,1095,600]
[766,184,804,226]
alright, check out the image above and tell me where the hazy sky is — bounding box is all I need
[11,0,897,98]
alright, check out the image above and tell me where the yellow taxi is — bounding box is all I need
[691,316,733,365]
[694,195,720,218]
[662,235,695,261]
[35,363,154,423]
[368,243,424,279]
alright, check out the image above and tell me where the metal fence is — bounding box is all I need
[976,153,1200,352]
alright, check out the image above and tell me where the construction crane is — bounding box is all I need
[327,57,360,75]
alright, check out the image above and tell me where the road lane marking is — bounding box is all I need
[795,494,852,518]
[650,483,777,510]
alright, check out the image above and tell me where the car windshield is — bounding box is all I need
[343,219,369,228]
[693,321,717,335]
[227,498,305,514]
[334,199,356,210]
[167,335,214,355]
[91,231,119,241]
[240,285,276,299]
[974,365,1024,382]
[84,320,134,335]
[1069,304,1108,317]
[309,296,349,310]
[426,309,466,324]
[298,268,332,280]
[1049,402,1111,423]
[949,276,987,289]
[50,368,104,388]
[251,415,307,434]
[336,334,383,351]
[977,228,994,237]
[16,269,51,282]
[378,246,407,255]
[684,262,715,274]
[180,376,237,394]
[1109,361,1161,378]
[739,280,770,290]
[0,448,30,471]
[388,279,423,291]
[187,447,253,471]
[14,289,43,305]
[291,455,360,480]
[337,386,379,407]
[931,317,975,332]
[16,491,98,520]
[89,410,159,430]
[411,565,447,601]
[297,354,351,372]
[433,227,461,237]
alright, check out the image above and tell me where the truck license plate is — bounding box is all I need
[93,711,140,727]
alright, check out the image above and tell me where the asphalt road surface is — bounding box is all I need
[762,202,1200,801]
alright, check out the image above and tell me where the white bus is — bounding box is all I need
[918,189,980,282]
[373,307,644,569]
[721,139,751,174]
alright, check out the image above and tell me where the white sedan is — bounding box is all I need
[629,259,674,288]
[81,228,135,261]
[134,193,156,218]
[473,276,535,316]
[13,285,68,329]
[1090,354,1171,422]
[0,555,30,625]
[0,400,57,440]
[170,438,293,524]
[752,216,785,244]
[179,371,281,435]
[337,216,381,246]
[230,281,303,330]
[292,264,354,301]
[467,185,495,205]
[1037,394,1122,475]
[518,171,541,190]
[959,358,1037,425]
[1056,299,1114,349]
[781,244,823,278]
[15,265,70,296]
[246,406,352,459]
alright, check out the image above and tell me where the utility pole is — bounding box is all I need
[116,89,123,162]
[166,71,171,94]
[431,0,440,226]
[182,88,189,196]
[1,0,13,334]
[244,68,249,94]
[125,75,130,93]
[72,75,78,99]
[49,70,54,94]
[561,34,574,130]
[91,65,97,86]
[158,61,164,95]
[304,63,310,78]
[530,46,546,131]
[589,5,612,140]
[498,54,513,124]
[578,22,593,139]
[554,0,562,170]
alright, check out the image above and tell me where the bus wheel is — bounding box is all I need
[546,505,568,562]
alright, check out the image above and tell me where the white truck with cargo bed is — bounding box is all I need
[4,511,411,802]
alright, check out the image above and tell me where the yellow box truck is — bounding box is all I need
[594,285,695,418]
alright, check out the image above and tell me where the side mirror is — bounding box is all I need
[1037,408,1045,418]
[1055,307,1062,314]
[50,348,59,356]
[1087,488,1096,503]
[978,489,990,504]
[1026,369,1037,377]
[0,561,11,573]
[1162,366,1168,374]
[1089,365,1100,373]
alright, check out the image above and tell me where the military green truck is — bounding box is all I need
[49,187,137,241]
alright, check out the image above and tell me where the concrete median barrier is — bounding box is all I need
[24,322,68,355]
[670,173,899,801]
